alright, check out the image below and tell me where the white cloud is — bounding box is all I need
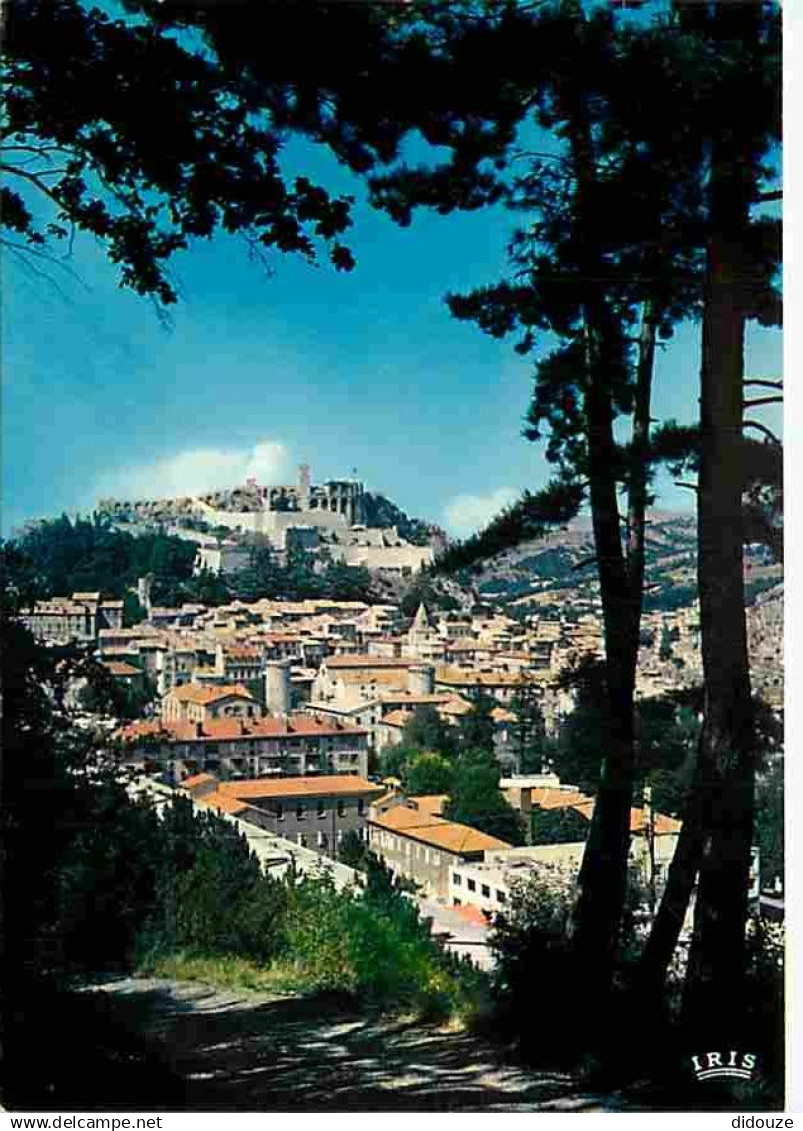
[443,487,520,538]
[95,440,290,500]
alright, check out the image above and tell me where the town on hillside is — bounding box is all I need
[12,474,784,973]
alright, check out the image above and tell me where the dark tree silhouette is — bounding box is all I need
[2,0,360,303]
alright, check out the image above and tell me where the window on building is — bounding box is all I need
[297,834,307,848]
[497,891,507,904]
[337,800,345,817]
[357,799,365,815]
[467,879,476,892]
[297,803,305,820]
[317,800,326,819]
[481,884,491,898]
[453,898,461,907]
[453,874,462,886]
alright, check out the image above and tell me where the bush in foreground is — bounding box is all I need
[136,812,485,1022]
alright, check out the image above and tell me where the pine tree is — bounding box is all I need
[373,2,707,1012]
[631,6,780,1034]
[445,748,525,846]
[677,0,780,1037]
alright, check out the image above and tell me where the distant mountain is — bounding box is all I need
[470,511,779,613]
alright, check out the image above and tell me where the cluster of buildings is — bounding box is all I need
[94,586,693,923]
[19,591,124,644]
[173,768,684,921]
[94,594,592,780]
[102,597,556,779]
[27,570,779,785]
[24,585,776,939]
[16,490,781,954]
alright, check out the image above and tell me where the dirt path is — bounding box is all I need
[85,976,632,1112]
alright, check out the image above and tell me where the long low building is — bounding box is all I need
[114,711,369,779]
[448,835,681,921]
[366,801,511,900]
[183,772,384,858]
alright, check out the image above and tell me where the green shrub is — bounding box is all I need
[280,863,485,1019]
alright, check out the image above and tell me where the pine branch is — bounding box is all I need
[743,396,782,408]
[434,479,584,575]
[743,421,781,445]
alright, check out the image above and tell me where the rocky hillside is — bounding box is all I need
[472,511,780,612]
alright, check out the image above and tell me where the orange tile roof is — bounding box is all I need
[166,682,255,705]
[115,720,172,743]
[536,795,681,836]
[101,660,143,677]
[436,667,536,688]
[195,790,250,815]
[119,712,367,744]
[407,794,447,817]
[220,775,384,800]
[181,772,219,791]
[438,696,474,716]
[370,806,510,855]
[374,806,436,832]
[531,788,592,810]
[381,709,414,728]
[628,806,682,836]
[491,706,517,724]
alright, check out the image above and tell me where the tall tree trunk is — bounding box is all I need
[635,1,775,1012]
[678,4,764,1043]
[563,66,646,1016]
[682,215,756,1037]
[571,309,640,1008]
[637,730,708,992]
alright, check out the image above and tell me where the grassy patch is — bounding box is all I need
[137,948,487,1026]
[138,950,306,996]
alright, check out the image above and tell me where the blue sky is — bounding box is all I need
[2,130,782,540]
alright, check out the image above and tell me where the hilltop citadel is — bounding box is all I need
[98,463,437,577]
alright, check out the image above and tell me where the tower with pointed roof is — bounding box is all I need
[407,602,441,660]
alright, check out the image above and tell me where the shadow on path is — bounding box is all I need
[81,977,614,1112]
